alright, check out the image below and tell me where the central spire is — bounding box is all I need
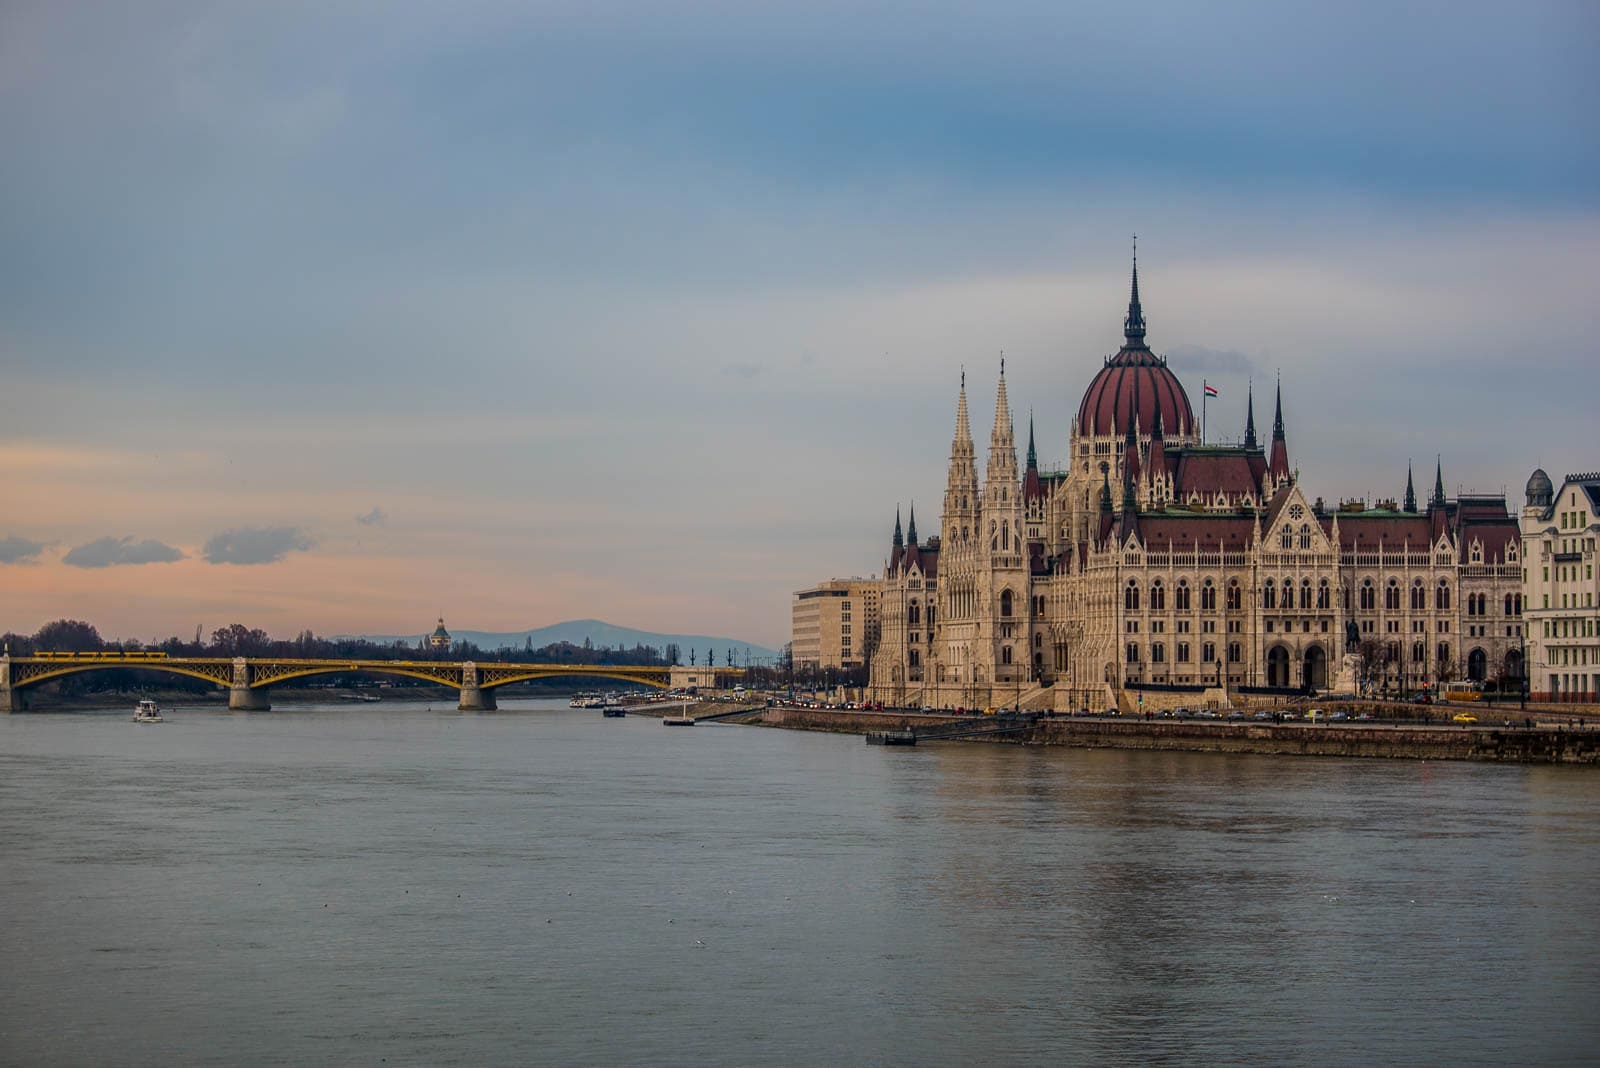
[1124,235,1147,346]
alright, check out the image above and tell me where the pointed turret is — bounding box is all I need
[1023,413,1043,503]
[1432,457,1446,508]
[1123,239,1147,347]
[1244,381,1258,449]
[1404,464,1417,513]
[1148,412,1167,503]
[984,358,1020,493]
[1267,375,1290,480]
[906,505,918,546]
[893,508,904,549]
[942,370,980,540]
[1100,469,1113,513]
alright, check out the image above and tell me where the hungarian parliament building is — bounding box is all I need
[865,260,1529,711]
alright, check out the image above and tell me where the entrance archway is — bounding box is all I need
[1303,645,1327,689]
[1266,645,1290,688]
[1467,648,1487,682]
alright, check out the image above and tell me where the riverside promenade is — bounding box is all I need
[748,705,1600,765]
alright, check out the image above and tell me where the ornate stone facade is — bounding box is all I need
[1520,470,1599,701]
[869,261,1524,711]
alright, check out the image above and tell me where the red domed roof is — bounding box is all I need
[1077,348,1194,438]
[1076,257,1194,438]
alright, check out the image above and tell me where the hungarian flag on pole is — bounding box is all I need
[1203,383,1219,397]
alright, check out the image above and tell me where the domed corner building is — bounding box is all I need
[867,256,1525,713]
[1518,467,1600,703]
[427,617,452,651]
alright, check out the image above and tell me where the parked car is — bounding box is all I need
[1452,712,1479,724]
[1225,711,1246,721]
[1330,710,1348,722]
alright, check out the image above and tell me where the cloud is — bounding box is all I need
[203,526,314,565]
[0,535,47,564]
[355,506,387,526]
[1164,343,1258,376]
[62,535,184,568]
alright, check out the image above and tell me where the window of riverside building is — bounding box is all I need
[1202,642,1215,662]
[1177,581,1190,611]
[1177,642,1190,662]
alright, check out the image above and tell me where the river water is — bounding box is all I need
[1,698,1596,1067]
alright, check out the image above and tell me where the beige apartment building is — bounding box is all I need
[1520,470,1600,702]
[791,579,880,672]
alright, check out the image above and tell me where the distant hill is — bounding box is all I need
[352,619,781,663]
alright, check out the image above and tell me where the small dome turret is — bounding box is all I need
[1526,468,1553,508]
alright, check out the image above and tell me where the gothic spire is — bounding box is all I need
[893,507,904,549]
[1272,373,1285,441]
[907,504,918,546]
[1433,456,1446,508]
[1100,469,1113,513]
[1026,412,1037,471]
[1244,380,1258,449]
[1123,236,1147,346]
[955,367,971,447]
[1404,464,1417,513]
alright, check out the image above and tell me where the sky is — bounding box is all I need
[2,1,1596,651]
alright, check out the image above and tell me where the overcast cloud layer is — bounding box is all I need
[1,1,1595,647]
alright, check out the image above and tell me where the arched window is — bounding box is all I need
[1125,581,1140,612]
[1437,642,1450,668]
[1477,593,1488,617]
[1386,581,1401,611]
[1126,643,1140,664]
[1176,581,1191,611]
[1412,641,1425,663]
[1151,581,1166,612]
[1223,581,1237,612]
[1281,529,1293,549]
[1151,642,1166,664]
[908,601,920,626]
[1410,581,1425,611]
[1436,582,1451,611]
[1001,646,1013,665]
[1000,590,1013,618]
[1505,594,1513,616]
[1300,580,1312,610]
[1299,523,1312,549]
[1263,580,1276,610]
[1317,580,1330,610]
[1361,580,1375,611]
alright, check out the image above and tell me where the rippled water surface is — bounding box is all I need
[2,699,1597,1066]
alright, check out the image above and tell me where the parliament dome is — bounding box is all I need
[1076,260,1194,439]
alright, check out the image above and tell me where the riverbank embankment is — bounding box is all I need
[750,706,1600,764]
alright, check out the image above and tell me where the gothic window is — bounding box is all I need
[1299,523,1312,549]
[1437,642,1449,668]
[1206,581,1221,612]
[1280,529,1293,549]
[1151,642,1166,664]
[1412,641,1425,663]
[1125,581,1140,612]
[1300,581,1312,610]
[1263,581,1276,610]
[1177,642,1190,662]
[908,601,920,626]
[1201,642,1215,663]
[1126,643,1140,664]
[1176,581,1191,611]
[1317,580,1330,610]
[1222,581,1236,612]
[1227,642,1241,663]
[1504,594,1513,616]
[1361,580,1376,611]
[990,521,998,551]
[1477,593,1488,616]
[1002,646,1013,665]
[1151,582,1166,611]
[1386,581,1401,611]
[1000,590,1014,618]
[909,649,920,668]
[1410,581,1425,612]
[1437,582,1451,611]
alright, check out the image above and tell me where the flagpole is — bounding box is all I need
[1202,380,1207,445]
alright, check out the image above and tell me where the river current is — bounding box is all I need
[1,698,1596,1066]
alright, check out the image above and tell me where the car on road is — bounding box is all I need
[1225,711,1246,721]
[1356,712,1375,722]
[1452,712,1479,724]
[1253,711,1273,721]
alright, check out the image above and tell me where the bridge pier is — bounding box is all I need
[1,687,24,713]
[229,686,271,711]
[458,686,497,711]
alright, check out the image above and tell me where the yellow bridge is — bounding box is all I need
[1,652,740,711]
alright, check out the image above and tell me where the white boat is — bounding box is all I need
[132,699,164,723]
